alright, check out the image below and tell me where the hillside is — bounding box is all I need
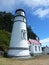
[0,30,11,51]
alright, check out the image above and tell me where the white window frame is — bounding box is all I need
[21,30,27,40]
[39,46,40,51]
[35,46,37,51]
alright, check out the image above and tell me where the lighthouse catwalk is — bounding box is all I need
[8,9,30,58]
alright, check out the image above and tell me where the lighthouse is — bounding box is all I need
[8,9,30,58]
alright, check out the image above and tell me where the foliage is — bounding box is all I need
[0,11,14,32]
[27,26,37,40]
[0,30,11,51]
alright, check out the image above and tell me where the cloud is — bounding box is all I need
[0,0,23,13]
[40,38,49,47]
[0,0,16,11]
[23,0,49,18]
[0,0,49,18]
[23,0,49,8]
[33,8,49,18]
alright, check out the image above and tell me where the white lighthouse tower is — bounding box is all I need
[8,9,30,58]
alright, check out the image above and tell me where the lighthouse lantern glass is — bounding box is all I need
[17,11,25,16]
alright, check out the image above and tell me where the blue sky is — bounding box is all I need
[0,0,49,47]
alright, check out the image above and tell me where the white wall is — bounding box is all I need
[43,47,49,54]
[8,16,30,57]
[29,44,42,54]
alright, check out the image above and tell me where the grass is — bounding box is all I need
[0,55,49,65]
[0,30,11,51]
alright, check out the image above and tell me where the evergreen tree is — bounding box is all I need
[27,26,37,40]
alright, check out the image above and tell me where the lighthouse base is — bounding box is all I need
[7,50,31,59]
[7,55,31,59]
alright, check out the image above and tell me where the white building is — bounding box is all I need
[42,46,49,55]
[28,39,42,56]
[8,9,30,58]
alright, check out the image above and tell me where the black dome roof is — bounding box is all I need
[16,9,25,13]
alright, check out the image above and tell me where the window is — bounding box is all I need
[21,30,27,40]
[39,46,40,51]
[29,46,31,51]
[35,46,37,51]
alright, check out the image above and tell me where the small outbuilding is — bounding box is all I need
[28,39,42,56]
[42,46,49,55]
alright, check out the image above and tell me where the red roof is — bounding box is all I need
[28,39,40,45]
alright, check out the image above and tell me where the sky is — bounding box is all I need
[0,0,49,47]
